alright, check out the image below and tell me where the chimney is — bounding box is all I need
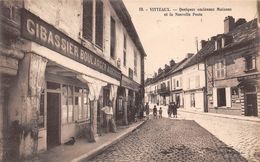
[158,68,163,74]
[186,53,194,58]
[170,59,176,67]
[164,64,170,71]
[224,16,235,33]
[235,18,246,27]
[154,72,157,77]
[201,40,208,49]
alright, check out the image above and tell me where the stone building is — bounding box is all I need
[0,0,145,161]
[202,16,259,116]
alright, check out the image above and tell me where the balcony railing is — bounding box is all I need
[157,86,170,94]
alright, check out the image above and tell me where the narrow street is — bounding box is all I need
[89,117,247,162]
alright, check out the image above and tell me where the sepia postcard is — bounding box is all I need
[0,0,259,161]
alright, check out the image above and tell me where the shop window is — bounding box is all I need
[245,55,256,71]
[38,91,45,128]
[75,87,89,121]
[110,17,116,59]
[231,87,239,103]
[215,59,226,79]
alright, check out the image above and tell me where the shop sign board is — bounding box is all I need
[21,9,121,81]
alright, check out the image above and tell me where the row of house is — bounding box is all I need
[145,15,259,118]
[0,0,145,161]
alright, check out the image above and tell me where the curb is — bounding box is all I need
[71,119,147,162]
[179,110,260,123]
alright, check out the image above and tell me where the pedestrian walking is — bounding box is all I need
[172,102,177,118]
[145,102,150,119]
[168,102,173,118]
[159,107,162,118]
[153,105,157,119]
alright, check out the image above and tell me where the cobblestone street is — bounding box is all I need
[178,110,260,162]
[89,117,247,162]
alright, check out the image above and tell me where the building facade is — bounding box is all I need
[0,0,145,161]
[183,62,206,112]
[204,16,259,117]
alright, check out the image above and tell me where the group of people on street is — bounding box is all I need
[144,102,178,119]
[152,105,162,119]
[168,102,178,118]
[101,101,178,134]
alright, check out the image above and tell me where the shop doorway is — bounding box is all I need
[246,94,257,116]
[47,92,60,149]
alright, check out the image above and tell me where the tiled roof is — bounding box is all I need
[145,18,258,86]
[184,18,258,69]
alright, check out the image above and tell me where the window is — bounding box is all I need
[110,17,116,59]
[95,0,103,48]
[215,59,226,78]
[195,75,200,88]
[190,93,195,107]
[245,55,256,71]
[75,87,89,120]
[176,80,179,87]
[83,0,93,41]
[129,68,133,79]
[215,39,222,50]
[82,0,103,48]
[123,34,127,66]
[62,85,89,124]
[134,52,137,75]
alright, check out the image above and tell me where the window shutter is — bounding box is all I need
[225,87,231,107]
[195,75,200,88]
[83,0,93,41]
[110,17,116,58]
[95,0,103,48]
[213,87,217,107]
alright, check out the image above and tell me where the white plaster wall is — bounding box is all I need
[24,0,143,84]
[183,63,205,91]
[24,0,81,42]
[171,74,182,90]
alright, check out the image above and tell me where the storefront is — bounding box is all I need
[0,8,122,160]
[238,74,260,117]
[116,75,140,125]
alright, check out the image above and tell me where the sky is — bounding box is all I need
[122,0,258,79]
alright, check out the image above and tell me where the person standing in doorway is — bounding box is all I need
[101,100,117,133]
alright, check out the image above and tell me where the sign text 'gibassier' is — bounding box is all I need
[21,9,121,81]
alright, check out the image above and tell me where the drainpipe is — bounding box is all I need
[204,60,208,112]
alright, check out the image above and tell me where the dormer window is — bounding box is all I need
[222,35,233,47]
[245,55,256,72]
[215,39,222,50]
